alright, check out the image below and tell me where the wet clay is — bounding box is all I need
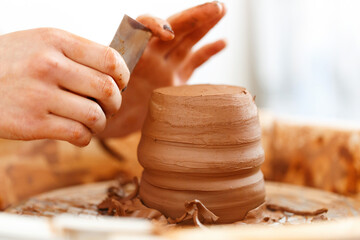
[137,85,266,223]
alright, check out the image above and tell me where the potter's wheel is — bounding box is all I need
[6,181,360,225]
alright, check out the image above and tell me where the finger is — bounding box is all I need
[48,90,107,134]
[168,1,223,36]
[41,114,92,147]
[57,31,130,89]
[151,1,225,53]
[179,39,226,82]
[166,3,226,62]
[137,15,174,41]
[56,57,122,117]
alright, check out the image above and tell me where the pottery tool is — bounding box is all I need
[110,14,152,74]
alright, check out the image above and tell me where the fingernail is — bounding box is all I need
[163,24,174,34]
[213,0,221,6]
[212,1,224,13]
[122,86,127,92]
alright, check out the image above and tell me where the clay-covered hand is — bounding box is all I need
[0,28,129,146]
[100,1,227,138]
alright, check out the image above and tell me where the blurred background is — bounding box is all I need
[1,0,360,121]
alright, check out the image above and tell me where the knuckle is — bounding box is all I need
[109,93,122,115]
[108,85,122,114]
[114,65,130,90]
[77,134,92,147]
[100,75,117,98]
[70,123,83,141]
[103,47,120,73]
[121,65,130,85]
[86,104,106,131]
[86,104,101,124]
[69,123,86,141]
[80,131,92,146]
[115,93,122,112]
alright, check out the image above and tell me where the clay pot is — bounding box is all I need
[138,84,265,223]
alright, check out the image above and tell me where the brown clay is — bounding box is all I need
[138,84,266,223]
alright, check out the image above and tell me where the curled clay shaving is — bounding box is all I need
[98,198,126,216]
[168,199,219,228]
[107,186,125,199]
[123,178,140,201]
[97,178,166,222]
[97,177,138,214]
[266,204,328,216]
[239,203,267,224]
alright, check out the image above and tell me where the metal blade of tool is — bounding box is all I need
[99,15,152,162]
[110,14,152,73]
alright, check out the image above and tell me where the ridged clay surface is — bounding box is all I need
[138,84,265,223]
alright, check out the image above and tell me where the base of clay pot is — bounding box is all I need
[139,176,266,224]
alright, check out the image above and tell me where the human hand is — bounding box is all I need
[0,28,129,146]
[100,1,226,138]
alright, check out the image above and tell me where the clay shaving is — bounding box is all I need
[167,200,219,228]
[98,177,167,223]
[266,203,328,216]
